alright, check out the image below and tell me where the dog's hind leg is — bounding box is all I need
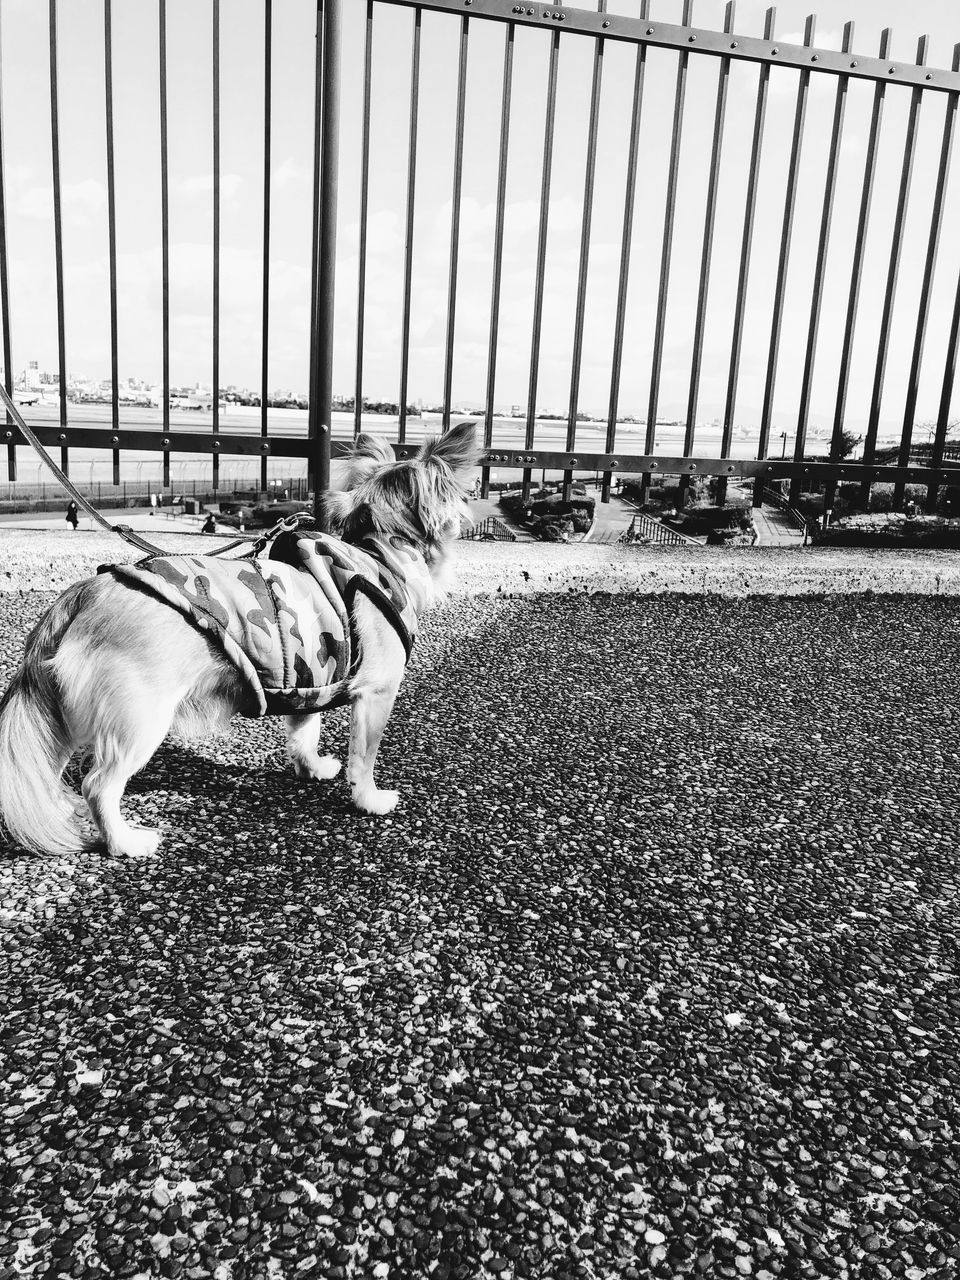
[286,712,342,782]
[81,688,182,858]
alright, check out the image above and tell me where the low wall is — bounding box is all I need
[2,528,960,596]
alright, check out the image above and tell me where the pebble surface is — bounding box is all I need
[1,580,959,1279]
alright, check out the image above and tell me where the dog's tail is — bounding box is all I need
[0,580,90,854]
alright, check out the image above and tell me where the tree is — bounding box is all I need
[920,419,959,445]
[838,430,861,459]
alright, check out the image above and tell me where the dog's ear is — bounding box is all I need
[419,421,481,476]
[341,432,396,489]
[320,488,353,532]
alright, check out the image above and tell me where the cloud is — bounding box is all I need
[273,157,306,190]
[15,178,106,224]
[780,28,844,50]
[176,173,244,200]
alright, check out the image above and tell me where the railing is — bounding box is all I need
[2,1,960,521]
[619,512,698,548]
[461,515,518,542]
[762,487,808,534]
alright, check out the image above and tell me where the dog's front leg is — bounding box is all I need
[286,713,342,781]
[347,674,403,815]
[346,600,407,816]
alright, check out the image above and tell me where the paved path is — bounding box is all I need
[751,504,804,547]
[728,483,805,548]
[1,487,804,547]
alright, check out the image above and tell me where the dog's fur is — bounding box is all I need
[0,422,479,858]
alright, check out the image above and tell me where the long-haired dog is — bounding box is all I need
[0,421,479,858]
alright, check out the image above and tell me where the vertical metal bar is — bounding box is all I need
[212,0,221,490]
[724,5,775,499]
[646,0,693,473]
[893,44,960,506]
[104,0,120,487]
[790,21,854,508]
[442,14,470,432]
[685,0,734,503]
[159,0,170,476]
[602,0,651,504]
[353,0,373,440]
[754,13,814,508]
[398,7,422,444]
[261,0,272,493]
[927,229,960,513]
[49,0,68,474]
[307,0,324,464]
[311,0,340,522]
[522,27,560,499]
[481,21,515,499]
[0,6,16,481]
[563,0,606,500]
[826,27,891,513]
[860,34,928,502]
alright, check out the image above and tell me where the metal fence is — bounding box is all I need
[0,0,340,510]
[3,0,960,519]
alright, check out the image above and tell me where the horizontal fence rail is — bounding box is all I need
[0,0,959,523]
[386,0,960,93]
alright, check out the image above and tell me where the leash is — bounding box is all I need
[0,382,313,560]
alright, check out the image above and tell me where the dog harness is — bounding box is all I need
[104,532,432,717]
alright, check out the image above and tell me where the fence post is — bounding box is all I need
[308,0,340,528]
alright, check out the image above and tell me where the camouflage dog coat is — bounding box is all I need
[106,531,432,716]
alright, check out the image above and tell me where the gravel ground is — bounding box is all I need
[1,586,959,1280]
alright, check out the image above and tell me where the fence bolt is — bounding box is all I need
[688,34,696,41]
[731,40,738,47]
[261,443,269,452]
[888,66,896,74]
[162,438,170,446]
[811,54,818,61]
[850,60,858,66]
[646,27,654,34]
[58,433,66,441]
[4,432,10,440]
[213,441,221,450]
[602,19,609,27]
[771,46,779,54]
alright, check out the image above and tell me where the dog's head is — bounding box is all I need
[326,420,481,559]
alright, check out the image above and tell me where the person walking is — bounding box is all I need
[65,501,79,531]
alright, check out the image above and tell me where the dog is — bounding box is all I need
[0,421,479,858]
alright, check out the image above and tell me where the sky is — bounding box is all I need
[2,0,960,439]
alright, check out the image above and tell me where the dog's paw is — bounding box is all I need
[353,787,400,816]
[108,826,162,859]
[291,753,342,782]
